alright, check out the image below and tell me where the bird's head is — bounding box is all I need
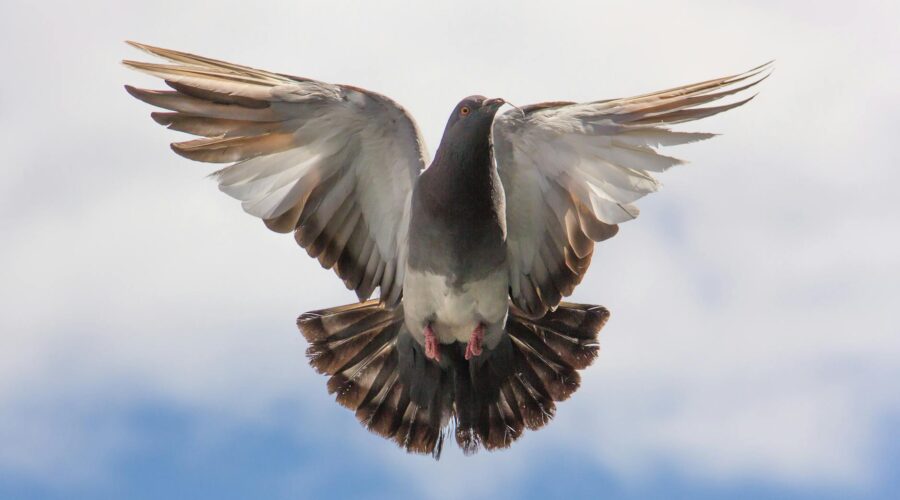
[435,96,506,160]
[444,95,506,131]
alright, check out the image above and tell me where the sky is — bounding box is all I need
[1,1,898,499]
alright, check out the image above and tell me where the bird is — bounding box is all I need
[123,41,770,458]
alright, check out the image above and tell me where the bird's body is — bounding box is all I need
[405,96,509,354]
[124,42,770,457]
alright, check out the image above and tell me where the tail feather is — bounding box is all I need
[297,300,610,457]
[508,321,581,401]
[300,300,398,375]
[515,302,606,370]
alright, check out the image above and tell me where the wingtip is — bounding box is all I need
[149,111,172,126]
[169,142,193,160]
[124,40,180,64]
[125,40,157,54]
[746,60,776,82]
[720,92,759,111]
[121,59,144,72]
[723,60,774,89]
[749,59,776,73]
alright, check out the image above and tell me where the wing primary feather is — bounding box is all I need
[495,62,767,314]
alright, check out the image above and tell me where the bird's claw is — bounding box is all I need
[465,324,484,360]
[424,324,441,362]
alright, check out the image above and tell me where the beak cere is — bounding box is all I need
[483,97,505,108]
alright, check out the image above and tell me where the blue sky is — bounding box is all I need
[3,403,899,500]
[1,1,898,499]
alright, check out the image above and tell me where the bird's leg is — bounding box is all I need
[424,323,441,362]
[465,323,485,360]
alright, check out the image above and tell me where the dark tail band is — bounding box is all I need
[297,300,609,457]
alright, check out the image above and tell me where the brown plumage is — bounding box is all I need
[124,41,418,307]
[297,300,609,456]
[497,61,771,318]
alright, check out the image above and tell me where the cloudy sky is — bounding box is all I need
[2,1,898,498]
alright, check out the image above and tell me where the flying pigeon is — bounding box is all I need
[123,41,770,457]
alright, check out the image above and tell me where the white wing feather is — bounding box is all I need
[124,42,428,305]
[494,62,772,316]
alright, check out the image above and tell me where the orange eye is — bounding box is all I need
[460,106,470,116]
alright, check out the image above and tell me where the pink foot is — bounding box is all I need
[424,324,441,362]
[465,324,484,360]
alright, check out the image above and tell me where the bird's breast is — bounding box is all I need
[402,266,509,344]
[407,160,507,282]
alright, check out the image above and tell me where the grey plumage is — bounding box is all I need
[124,42,770,457]
[408,97,507,282]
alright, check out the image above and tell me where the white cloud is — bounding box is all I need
[1,0,898,494]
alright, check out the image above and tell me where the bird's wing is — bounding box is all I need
[124,42,429,306]
[493,62,772,317]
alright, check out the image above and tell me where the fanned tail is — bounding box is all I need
[297,300,451,458]
[454,302,610,453]
[297,300,610,457]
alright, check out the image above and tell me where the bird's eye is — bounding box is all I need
[460,106,470,116]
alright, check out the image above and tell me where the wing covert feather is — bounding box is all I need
[494,62,771,316]
[124,42,428,305]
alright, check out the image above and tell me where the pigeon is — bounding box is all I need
[123,41,770,457]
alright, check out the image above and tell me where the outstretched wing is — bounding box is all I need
[124,42,429,306]
[493,62,772,317]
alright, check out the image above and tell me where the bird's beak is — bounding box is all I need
[484,97,505,108]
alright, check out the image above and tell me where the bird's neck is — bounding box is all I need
[420,139,502,232]
[430,131,495,181]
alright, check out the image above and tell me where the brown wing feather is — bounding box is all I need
[497,62,771,317]
[125,42,425,305]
